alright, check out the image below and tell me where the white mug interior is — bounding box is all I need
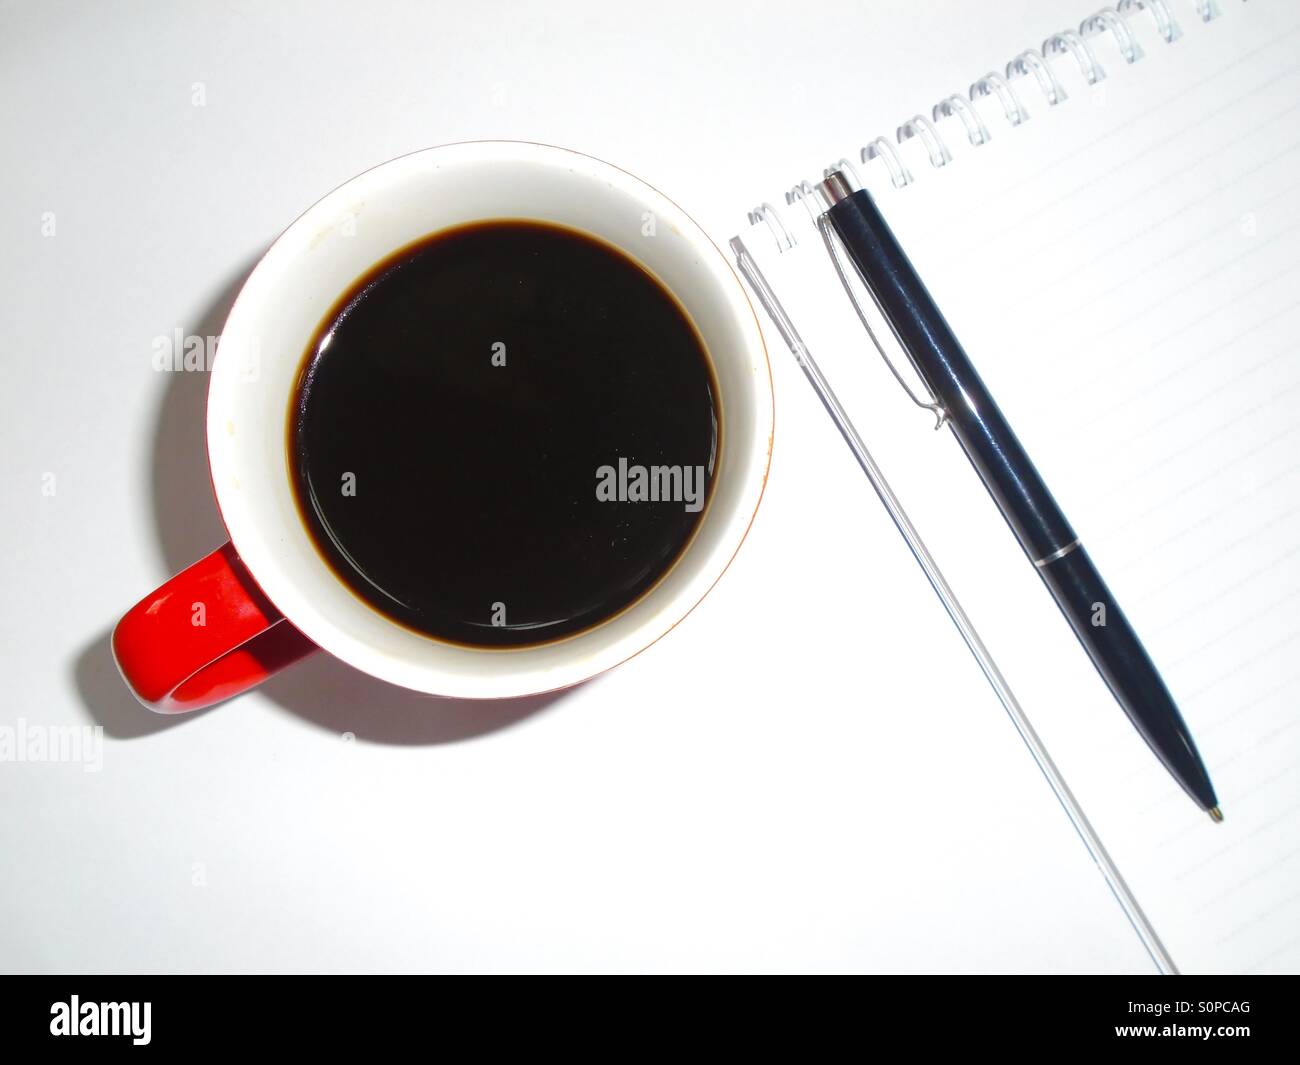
[206,141,772,699]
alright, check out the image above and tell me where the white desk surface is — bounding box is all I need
[0,0,1152,973]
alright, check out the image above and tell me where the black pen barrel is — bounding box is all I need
[826,188,1073,560]
[1039,544,1218,810]
[825,185,1218,813]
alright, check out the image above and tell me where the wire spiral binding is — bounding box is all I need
[898,114,954,168]
[1008,48,1070,105]
[860,138,913,188]
[749,0,1239,252]
[934,95,993,146]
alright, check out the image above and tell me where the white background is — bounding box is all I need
[0,0,1153,972]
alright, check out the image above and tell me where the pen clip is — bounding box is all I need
[815,209,949,431]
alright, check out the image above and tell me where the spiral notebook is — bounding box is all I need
[734,0,1300,974]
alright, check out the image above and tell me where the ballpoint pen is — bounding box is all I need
[818,171,1221,820]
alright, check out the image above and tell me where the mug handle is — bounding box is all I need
[113,543,318,713]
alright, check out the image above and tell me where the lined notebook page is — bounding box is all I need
[758,0,1300,972]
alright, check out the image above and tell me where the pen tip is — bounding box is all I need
[1208,805,1224,823]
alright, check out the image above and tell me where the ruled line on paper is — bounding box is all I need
[911,19,1300,250]
[939,63,1300,266]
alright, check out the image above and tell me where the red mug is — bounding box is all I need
[114,142,773,713]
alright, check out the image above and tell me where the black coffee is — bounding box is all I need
[289,220,719,647]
